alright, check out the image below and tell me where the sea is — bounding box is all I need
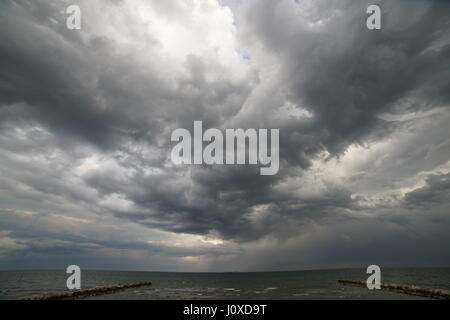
[0,268,449,300]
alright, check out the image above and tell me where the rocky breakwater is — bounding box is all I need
[338,280,450,300]
[23,281,153,300]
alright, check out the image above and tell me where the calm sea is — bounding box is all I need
[0,268,449,300]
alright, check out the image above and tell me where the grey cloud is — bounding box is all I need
[404,173,450,207]
[237,0,450,161]
[0,0,449,270]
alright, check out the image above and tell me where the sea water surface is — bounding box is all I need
[0,268,449,300]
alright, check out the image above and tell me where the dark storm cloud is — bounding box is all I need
[0,0,251,151]
[0,0,449,270]
[238,0,450,161]
[0,1,122,148]
[404,173,450,207]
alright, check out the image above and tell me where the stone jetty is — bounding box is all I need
[23,281,153,300]
[338,280,450,300]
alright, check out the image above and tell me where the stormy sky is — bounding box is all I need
[0,0,449,271]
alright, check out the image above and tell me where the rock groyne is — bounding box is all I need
[338,280,450,300]
[23,281,153,300]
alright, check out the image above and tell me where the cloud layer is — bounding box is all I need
[0,0,449,271]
